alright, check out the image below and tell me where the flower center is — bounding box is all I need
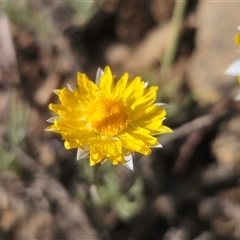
[87,98,130,137]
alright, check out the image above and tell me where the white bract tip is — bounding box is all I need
[95,67,104,85]
[123,155,134,171]
[53,89,60,95]
[67,84,76,92]
[144,81,149,88]
[225,59,240,76]
[46,116,60,123]
[237,26,240,31]
[154,103,170,109]
[77,148,89,161]
[151,143,163,148]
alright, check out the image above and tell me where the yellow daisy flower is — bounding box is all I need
[235,33,240,47]
[225,26,240,100]
[46,66,172,170]
[225,32,240,83]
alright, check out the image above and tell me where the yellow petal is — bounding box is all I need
[77,73,99,100]
[131,86,158,110]
[133,109,166,133]
[131,105,159,121]
[99,66,114,97]
[90,138,123,165]
[112,72,128,98]
[49,103,67,114]
[58,88,86,110]
[55,119,87,132]
[235,34,240,46]
[158,125,173,134]
[45,124,60,132]
[127,124,158,146]
[64,140,80,149]
[135,109,166,124]
[121,77,142,101]
[119,132,150,155]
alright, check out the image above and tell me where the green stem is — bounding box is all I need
[92,163,101,185]
[160,0,187,72]
[89,163,101,203]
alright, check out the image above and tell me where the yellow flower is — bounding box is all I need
[46,66,172,170]
[225,26,240,100]
[225,32,240,83]
[235,33,240,46]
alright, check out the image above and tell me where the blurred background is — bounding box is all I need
[1,0,240,239]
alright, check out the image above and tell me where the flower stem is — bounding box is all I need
[89,163,101,203]
[92,163,101,185]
